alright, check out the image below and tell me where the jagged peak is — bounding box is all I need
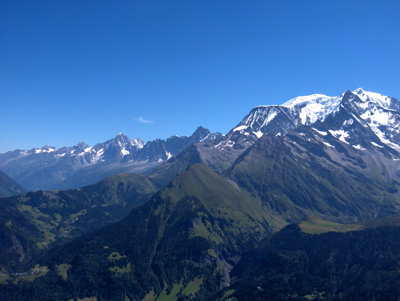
[192,125,210,134]
[115,132,129,139]
[41,144,56,150]
[75,141,89,149]
[353,87,365,94]
[352,88,393,108]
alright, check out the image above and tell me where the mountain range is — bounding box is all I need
[0,126,222,191]
[1,88,400,300]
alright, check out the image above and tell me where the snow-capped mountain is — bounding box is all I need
[191,88,400,174]
[0,127,222,191]
[2,88,399,192]
[224,88,400,153]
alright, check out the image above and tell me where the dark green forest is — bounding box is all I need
[228,222,400,300]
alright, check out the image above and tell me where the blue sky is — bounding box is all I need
[1,1,400,153]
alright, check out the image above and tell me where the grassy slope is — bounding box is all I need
[299,215,364,234]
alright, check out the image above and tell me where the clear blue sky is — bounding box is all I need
[1,0,400,153]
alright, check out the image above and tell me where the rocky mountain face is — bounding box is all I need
[0,126,222,191]
[225,129,400,223]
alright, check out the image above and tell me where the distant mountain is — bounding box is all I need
[0,126,222,191]
[0,170,25,197]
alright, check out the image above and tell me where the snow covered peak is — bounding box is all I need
[282,93,342,125]
[353,87,365,94]
[282,94,332,109]
[112,133,131,146]
[353,88,392,109]
[226,88,400,153]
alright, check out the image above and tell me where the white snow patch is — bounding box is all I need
[361,108,392,125]
[264,110,277,124]
[322,141,334,148]
[132,138,144,149]
[225,140,235,148]
[200,133,211,142]
[253,131,263,138]
[121,148,130,156]
[371,141,383,148]
[166,151,172,160]
[312,128,328,136]
[19,150,29,157]
[329,130,350,144]
[35,148,56,154]
[214,141,224,148]
[92,149,104,162]
[232,125,248,132]
[352,144,366,150]
[374,131,400,151]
